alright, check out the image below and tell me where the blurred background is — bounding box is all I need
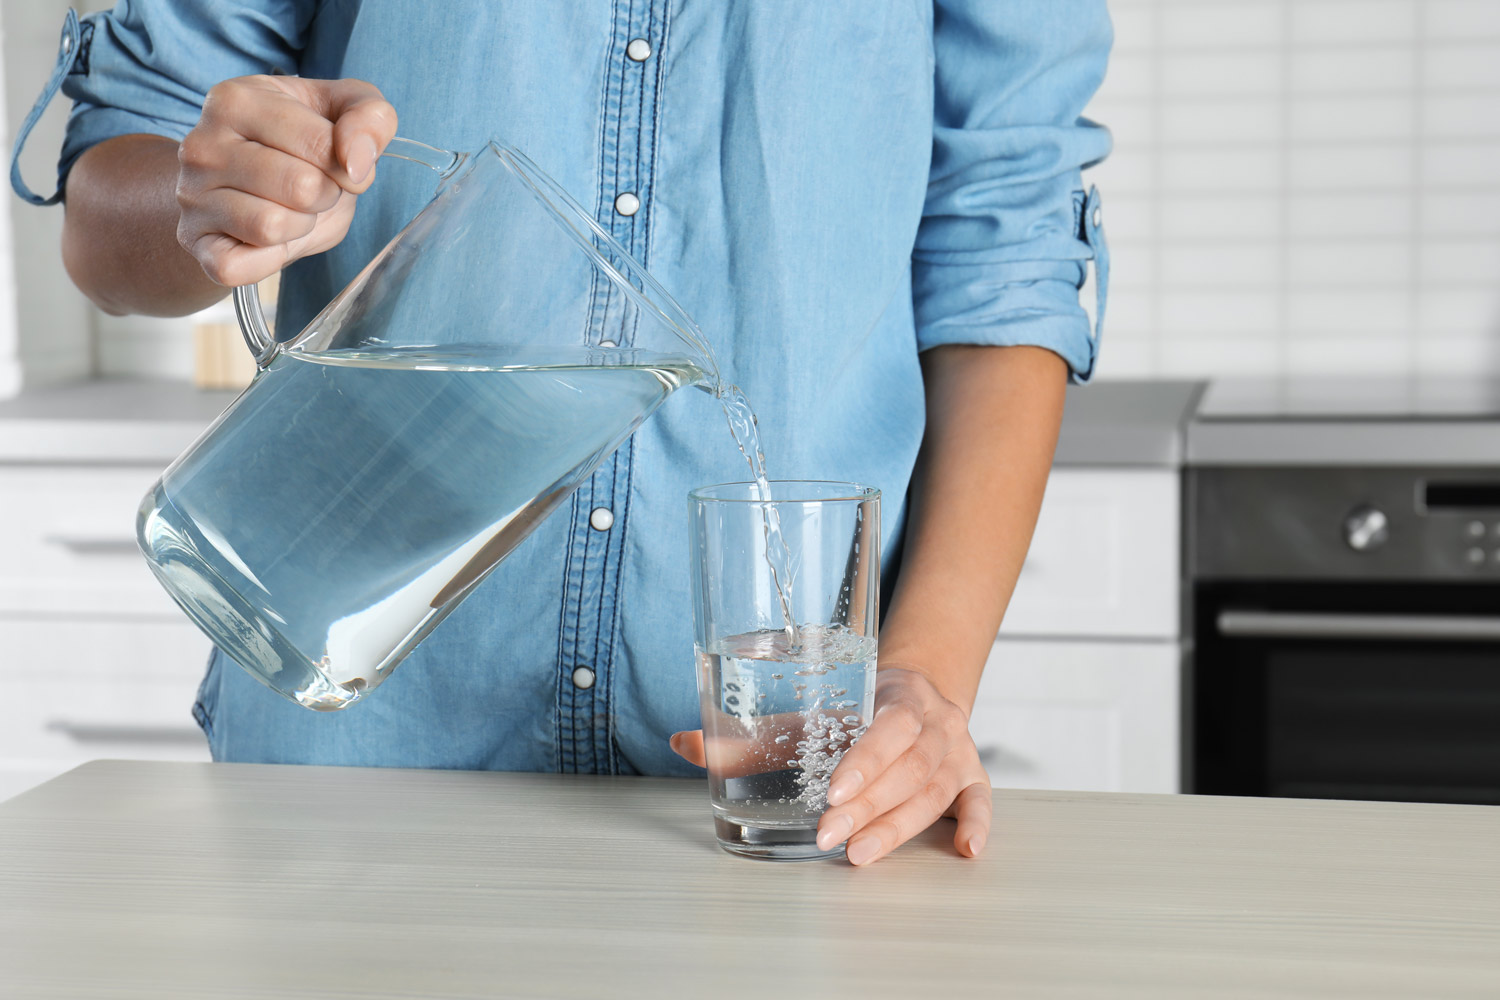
[3,0,1498,390]
[0,1,1497,806]
[1088,0,1500,378]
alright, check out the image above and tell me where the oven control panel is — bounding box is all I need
[1194,468,1500,580]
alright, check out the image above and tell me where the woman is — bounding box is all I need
[12,1,1110,866]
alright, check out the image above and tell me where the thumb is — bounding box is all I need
[281,77,397,193]
[669,730,707,768]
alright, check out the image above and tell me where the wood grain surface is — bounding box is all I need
[0,760,1496,999]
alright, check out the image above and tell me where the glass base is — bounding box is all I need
[712,815,843,861]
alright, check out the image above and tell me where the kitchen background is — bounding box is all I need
[1,0,1498,801]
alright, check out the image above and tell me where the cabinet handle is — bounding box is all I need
[43,534,140,556]
[1217,609,1500,642]
[45,720,204,744]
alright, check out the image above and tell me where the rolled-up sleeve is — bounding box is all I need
[56,0,315,192]
[913,0,1113,381]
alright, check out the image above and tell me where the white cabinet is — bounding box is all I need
[1002,468,1179,638]
[972,468,1182,794]
[0,463,211,803]
[972,639,1179,794]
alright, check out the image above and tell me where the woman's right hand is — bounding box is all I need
[175,75,397,288]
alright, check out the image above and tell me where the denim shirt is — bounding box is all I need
[12,2,1110,777]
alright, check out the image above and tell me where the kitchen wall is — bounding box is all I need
[7,2,1499,388]
[1084,0,1500,379]
[0,0,95,393]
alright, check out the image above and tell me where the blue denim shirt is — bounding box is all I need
[12,2,1110,776]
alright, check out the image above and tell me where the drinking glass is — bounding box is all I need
[689,481,881,860]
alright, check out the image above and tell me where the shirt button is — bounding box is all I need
[598,339,617,348]
[589,507,615,531]
[614,192,640,217]
[572,666,596,690]
[626,38,652,62]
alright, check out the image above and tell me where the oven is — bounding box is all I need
[1190,467,1500,806]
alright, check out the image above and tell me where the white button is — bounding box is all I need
[61,33,73,56]
[589,507,615,531]
[1467,547,1486,565]
[1468,520,1487,538]
[614,192,640,217]
[572,666,596,690]
[598,339,617,348]
[1092,206,1102,228]
[626,38,652,62]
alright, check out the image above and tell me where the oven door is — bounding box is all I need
[1193,582,1500,805]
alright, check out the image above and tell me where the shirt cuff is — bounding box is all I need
[912,264,1098,380]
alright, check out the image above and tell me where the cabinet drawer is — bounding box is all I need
[1002,468,1180,639]
[970,638,1181,794]
[0,464,181,616]
[0,618,212,763]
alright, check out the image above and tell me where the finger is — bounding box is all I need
[669,730,706,768]
[688,710,811,778]
[186,187,318,249]
[209,76,394,193]
[203,78,343,181]
[817,722,953,849]
[274,76,397,190]
[180,233,291,288]
[823,695,925,808]
[951,781,992,858]
[842,771,965,866]
[209,140,343,216]
[330,91,398,192]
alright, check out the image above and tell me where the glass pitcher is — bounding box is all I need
[137,137,718,711]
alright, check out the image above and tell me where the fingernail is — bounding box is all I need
[827,770,862,807]
[346,135,377,184]
[668,732,684,753]
[816,813,853,851]
[845,836,880,866]
[967,835,985,857]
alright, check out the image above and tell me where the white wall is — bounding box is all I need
[2,0,96,392]
[1084,0,1500,379]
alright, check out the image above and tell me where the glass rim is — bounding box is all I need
[689,480,881,504]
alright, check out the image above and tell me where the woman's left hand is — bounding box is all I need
[812,665,990,865]
[669,664,991,866]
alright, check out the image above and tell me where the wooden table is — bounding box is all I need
[1,761,1497,998]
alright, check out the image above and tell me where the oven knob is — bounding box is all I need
[1343,505,1389,552]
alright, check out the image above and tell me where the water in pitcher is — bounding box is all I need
[697,625,877,844]
[138,345,705,710]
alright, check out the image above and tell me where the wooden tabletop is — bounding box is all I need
[1,761,1497,999]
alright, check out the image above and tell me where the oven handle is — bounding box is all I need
[1217,610,1500,642]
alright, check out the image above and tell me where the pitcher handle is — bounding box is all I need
[232,135,467,370]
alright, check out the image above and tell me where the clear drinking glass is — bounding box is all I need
[689,481,881,861]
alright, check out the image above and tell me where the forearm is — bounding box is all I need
[879,344,1068,714]
[61,134,226,317]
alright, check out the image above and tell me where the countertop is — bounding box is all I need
[2,761,1496,999]
[1057,378,1204,467]
[1188,376,1500,467]
[0,378,236,463]
[0,376,1203,468]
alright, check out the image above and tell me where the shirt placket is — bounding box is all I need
[556,0,670,775]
